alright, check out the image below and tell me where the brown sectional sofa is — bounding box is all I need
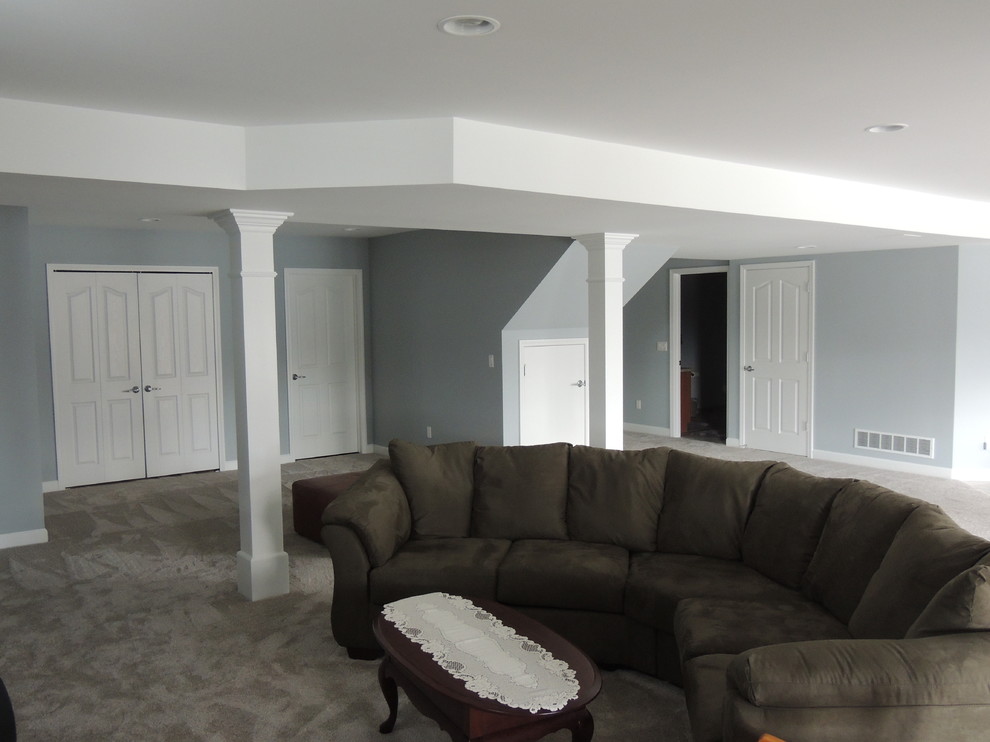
[320,439,990,742]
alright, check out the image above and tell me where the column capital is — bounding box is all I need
[573,232,639,251]
[212,209,294,235]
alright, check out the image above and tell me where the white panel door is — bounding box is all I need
[519,339,589,446]
[139,273,220,477]
[49,272,146,487]
[740,263,813,456]
[285,269,363,459]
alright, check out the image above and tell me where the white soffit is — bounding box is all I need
[0,98,245,189]
[3,100,990,245]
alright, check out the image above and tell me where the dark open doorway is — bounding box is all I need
[680,272,728,442]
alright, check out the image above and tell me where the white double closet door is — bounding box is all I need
[49,269,221,488]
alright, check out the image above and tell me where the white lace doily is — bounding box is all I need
[381,592,580,713]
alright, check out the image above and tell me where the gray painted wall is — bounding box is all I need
[626,246,964,469]
[29,225,369,482]
[0,207,45,537]
[369,230,570,447]
[506,240,588,331]
[809,247,958,467]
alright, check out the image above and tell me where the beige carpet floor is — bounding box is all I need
[3,435,989,740]
[1,451,686,741]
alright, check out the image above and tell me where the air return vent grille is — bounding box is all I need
[854,429,935,459]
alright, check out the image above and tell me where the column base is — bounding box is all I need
[237,549,290,601]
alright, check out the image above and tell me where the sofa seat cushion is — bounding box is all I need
[566,445,669,551]
[849,505,990,639]
[369,537,511,606]
[472,443,570,540]
[625,553,799,633]
[657,450,778,560]
[497,539,629,613]
[675,597,851,662]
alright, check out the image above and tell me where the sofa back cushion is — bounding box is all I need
[848,505,990,638]
[567,445,669,551]
[907,560,990,638]
[388,439,477,538]
[801,481,923,623]
[741,465,852,589]
[656,450,777,560]
[472,443,570,540]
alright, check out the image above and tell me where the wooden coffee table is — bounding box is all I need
[373,596,602,742]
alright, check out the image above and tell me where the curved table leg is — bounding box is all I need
[378,659,399,733]
[571,709,595,742]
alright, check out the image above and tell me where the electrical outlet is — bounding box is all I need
[426,426,433,439]
[636,399,642,410]
[488,354,495,368]
[657,341,668,352]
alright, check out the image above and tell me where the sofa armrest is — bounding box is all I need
[728,633,990,709]
[321,459,411,567]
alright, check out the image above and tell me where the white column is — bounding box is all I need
[574,233,638,449]
[213,209,293,601]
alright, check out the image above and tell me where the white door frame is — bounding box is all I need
[283,268,368,458]
[669,266,729,439]
[519,337,590,445]
[47,263,226,487]
[738,260,815,456]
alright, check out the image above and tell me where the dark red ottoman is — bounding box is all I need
[291,470,365,543]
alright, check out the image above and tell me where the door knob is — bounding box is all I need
[743,365,755,372]
[144,385,162,392]
[123,386,140,393]
[292,373,307,380]
[574,380,586,388]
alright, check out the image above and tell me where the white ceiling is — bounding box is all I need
[3,0,990,257]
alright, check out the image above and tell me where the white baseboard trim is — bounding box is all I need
[725,437,741,448]
[624,423,672,437]
[0,528,49,550]
[371,444,389,457]
[813,449,953,479]
[42,480,60,493]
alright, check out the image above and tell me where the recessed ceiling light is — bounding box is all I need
[795,244,817,250]
[865,123,909,134]
[438,15,500,36]
[902,233,922,238]
[343,227,361,232]
[139,217,160,223]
